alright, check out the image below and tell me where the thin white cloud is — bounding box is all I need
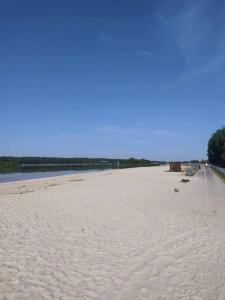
[138,50,153,57]
[97,32,112,43]
[97,126,175,139]
[157,2,205,54]
[102,136,152,144]
[164,55,225,90]
[96,126,152,144]
[156,1,225,90]
[137,120,147,127]
[96,126,140,135]
[153,129,174,137]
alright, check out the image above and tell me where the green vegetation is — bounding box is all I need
[0,156,160,172]
[211,167,225,183]
[201,159,208,164]
[208,127,225,167]
[113,158,160,169]
[0,156,113,165]
[0,158,21,172]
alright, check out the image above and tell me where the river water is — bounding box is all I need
[0,165,111,183]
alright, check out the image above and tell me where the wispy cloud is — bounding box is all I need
[164,55,225,90]
[156,1,225,90]
[96,126,152,144]
[137,120,147,127]
[97,32,112,43]
[96,126,139,135]
[157,2,205,54]
[97,126,175,139]
[137,50,153,57]
[102,136,152,144]
[153,129,174,137]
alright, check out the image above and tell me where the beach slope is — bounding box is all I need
[1,166,225,300]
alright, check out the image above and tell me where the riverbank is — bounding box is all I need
[1,166,225,299]
[0,156,159,175]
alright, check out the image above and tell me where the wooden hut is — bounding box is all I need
[169,162,182,172]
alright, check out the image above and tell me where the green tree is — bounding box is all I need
[208,127,225,167]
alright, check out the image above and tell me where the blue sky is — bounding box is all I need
[0,0,225,160]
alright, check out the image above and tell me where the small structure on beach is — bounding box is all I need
[169,162,182,172]
[185,168,193,176]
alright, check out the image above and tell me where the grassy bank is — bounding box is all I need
[211,167,225,183]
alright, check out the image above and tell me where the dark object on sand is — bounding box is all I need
[174,188,179,192]
[170,162,182,172]
[181,179,190,183]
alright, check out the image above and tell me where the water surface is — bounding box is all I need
[0,165,111,183]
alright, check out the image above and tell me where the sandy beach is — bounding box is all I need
[1,166,225,300]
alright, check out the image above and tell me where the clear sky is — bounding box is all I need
[1,0,225,160]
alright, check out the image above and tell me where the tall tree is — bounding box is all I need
[208,127,225,167]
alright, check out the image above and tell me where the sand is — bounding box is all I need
[1,166,225,300]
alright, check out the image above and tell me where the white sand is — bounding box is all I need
[1,166,225,300]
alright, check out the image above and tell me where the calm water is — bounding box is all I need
[0,166,111,183]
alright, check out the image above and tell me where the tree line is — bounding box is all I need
[208,127,225,168]
[0,156,159,169]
